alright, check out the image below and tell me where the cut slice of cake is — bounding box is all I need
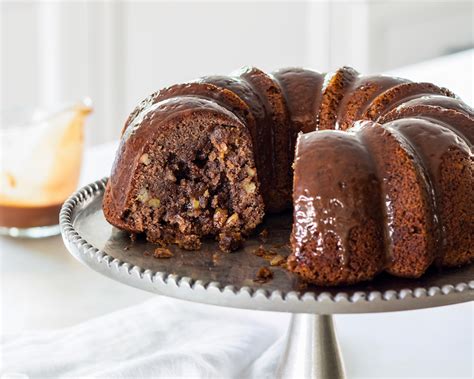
[103,97,264,252]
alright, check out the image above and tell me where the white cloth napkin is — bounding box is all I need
[1,296,290,378]
[1,142,292,379]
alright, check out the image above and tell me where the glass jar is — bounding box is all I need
[0,99,92,238]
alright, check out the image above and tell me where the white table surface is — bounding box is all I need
[1,51,473,378]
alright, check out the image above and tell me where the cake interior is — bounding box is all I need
[122,115,264,252]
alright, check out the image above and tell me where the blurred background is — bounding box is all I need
[1,0,473,146]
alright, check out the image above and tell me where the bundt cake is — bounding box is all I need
[103,66,473,286]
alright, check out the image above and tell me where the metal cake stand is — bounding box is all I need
[60,179,474,379]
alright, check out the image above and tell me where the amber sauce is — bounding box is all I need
[0,203,62,228]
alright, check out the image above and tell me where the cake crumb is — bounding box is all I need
[218,231,242,253]
[265,249,277,257]
[129,233,137,242]
[253,245,279,260]
[297,282,308,291]
[253,245,267,257]
[176,235,201,250]
[270,255,286,266]
[212,252,221,265]
[123,245,130,251]
[259,229,269,243]
[153,247,173,259]
[254,266,273,283]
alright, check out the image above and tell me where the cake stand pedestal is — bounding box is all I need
[277,314,345,378]
[60,179,474,379]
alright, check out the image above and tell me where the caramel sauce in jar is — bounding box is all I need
[0,101,91,234]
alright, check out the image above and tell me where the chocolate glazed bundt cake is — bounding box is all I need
[103,66,474,286]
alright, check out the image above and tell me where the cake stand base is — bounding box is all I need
[277,314,345,379]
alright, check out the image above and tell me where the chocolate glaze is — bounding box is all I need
[123,82,256,138]
[104,65,474,286]
[273,68,325,133]
[336,75,408,129]
[106,97,245,229]
[318,67,359,130]
[393,94,473,117]
[197,75,266,129]
[236,67,290,212]
[380,104,474,145]
[356,121,437,276]
[272,68,325,176]
[365,82,455,121]
[292,130,382,266]
[386,117,472,258]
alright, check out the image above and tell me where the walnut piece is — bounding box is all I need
[176,234,201,250]
[165,170,177,182]
[218,231,243,253]
[148,198,161,208]
[253,245,267,257]
[246,167,256,177]
[212,252,221,265]
[191,198,200,210]
[243,181,256,194]
[199,191,209,208]
[152,247,173,259]
[139,153,151,165]
[254,267,273,283]
[270,255,286,266]
[136,188,149,202]
[259,229,269,242]
[225,213,240,228]
[213,208,228,228]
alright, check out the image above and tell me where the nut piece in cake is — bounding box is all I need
[153,247,173,259]
[270,255,286,266]
[254,266,273,283]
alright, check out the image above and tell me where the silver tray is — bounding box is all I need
[60,178,474,378]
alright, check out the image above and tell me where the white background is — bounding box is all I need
[1,0,473,145]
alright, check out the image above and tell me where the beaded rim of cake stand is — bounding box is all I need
[60,178,474,306]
